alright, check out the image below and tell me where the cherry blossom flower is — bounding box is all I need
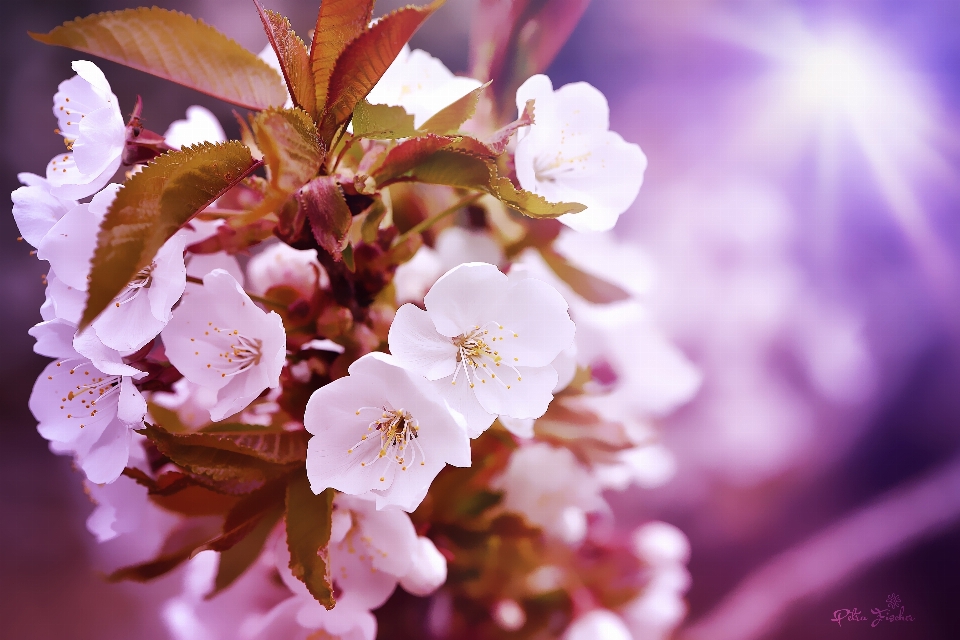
[46,61,125,199]
[163,105,227,149]
[492,442,606,545]
[10,173,77,248]
[249,494,426,640]
[28,320,146,484]
[621,522,691,640]
[514,74,647,232]
[563,610,633,640]
[246,242,325,299]
[161,269,287,422]
[37,182,188,352]
[393,226,504,304]
[84,436,181,569]
[367,45,483,127]
[389,262,575,437]
[305,352,471,511]
[399,535,448,596]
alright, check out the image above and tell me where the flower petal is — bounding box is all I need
[388,303,457,380]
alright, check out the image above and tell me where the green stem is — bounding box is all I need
[396,192,484,244]
[185,274,287,310]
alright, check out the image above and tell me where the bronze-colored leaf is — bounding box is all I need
[156,424,310,465]
[310,0,375,109]
[81,142,259,328]
[298,176,353,261]
[30,8,287,110]
[211,502,283,596]
[418,81,490,134]
[140,423,291,491]
[320,0,445,144]
[286,474,335,609]
[254,1,316,116]
[233,108,324,226]
[352,100,418,139]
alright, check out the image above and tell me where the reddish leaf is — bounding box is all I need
[286,474,336,608]
[153,424,311,465]
[298,176,353,260]
[254,2,316,116]
[320,0,445,144]
[484,98,535,155]
[108,517,222,582]
[187,217,276,255]
[310,0,375,109]
[211,502,283,596]
[30,8,287,110]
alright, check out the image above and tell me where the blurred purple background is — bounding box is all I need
[2,1,959,639]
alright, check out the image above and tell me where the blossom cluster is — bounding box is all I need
[15,3,696,639]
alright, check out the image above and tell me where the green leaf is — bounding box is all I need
[81,142,258,329]
[418,81,490,134]
[538,247,631,304]
[310,0,375,110]
[491,170,586,218]
[30,8,287,110]
[254,1,316,116]
[320,0,445,144]
[387,148,585,218]
[371,134,458,185]
[399,149,494,189]
[286,474,336,609]
[234,108,323,226]
[360,199,388,243]
[352,100,418,139]
[298,176,353,260]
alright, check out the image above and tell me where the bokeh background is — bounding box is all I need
[2,1,960,638]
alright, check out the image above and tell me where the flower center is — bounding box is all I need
[348,407,426,475]
[55,358,120,428]
[451,323,522,389]
[533,148,594,183]
[113,262,155,307]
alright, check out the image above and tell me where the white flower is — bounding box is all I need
[247,242,325,299]
[180,218,246,289]
[84,436,181,569]
[28,320,146,484]
[150,378,219,430]
[10,173,77,248]
[37,183,188,352]
[161,269,287,422]
[250,494,421,640]
[389,262,575,437]
[46,61,125,199]
[399,536,448,596]
[492,443,606,545]
[514,74,647,232]
[621,522,691,640]
[163,105,226,149]
[304,352,471,512]
[563,610,633,640]
[367,45,483,128]
[393,226,504,304]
